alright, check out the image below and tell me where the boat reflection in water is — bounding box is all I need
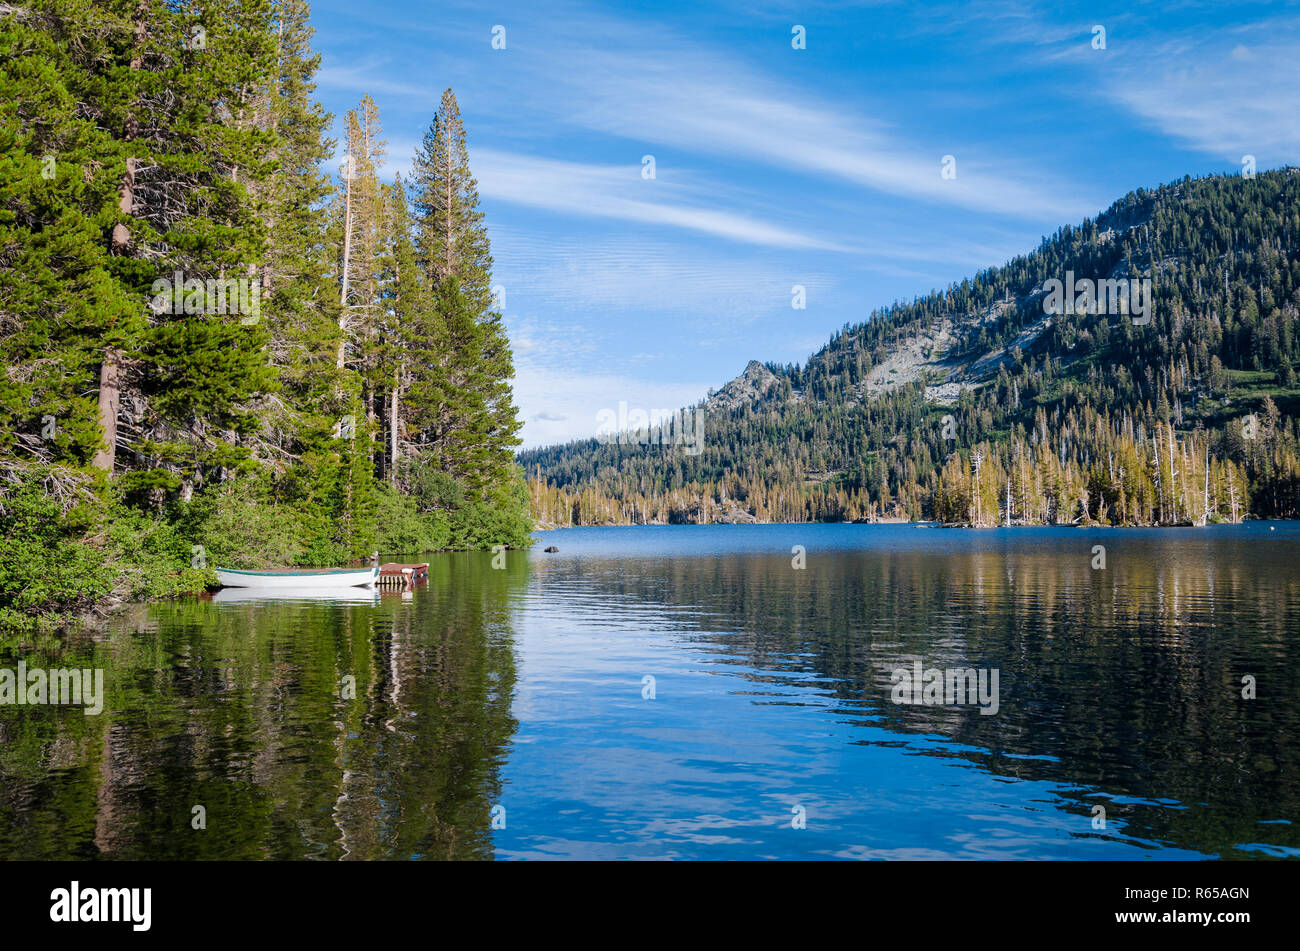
[211,586,382,605]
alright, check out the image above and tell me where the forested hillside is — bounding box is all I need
[0,0,528,628]
[524,170,1300,527]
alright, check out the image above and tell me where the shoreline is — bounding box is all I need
[15,520,1289,635]
[532,517,1285,531]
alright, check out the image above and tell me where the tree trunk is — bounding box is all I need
[1203,443,1210,524]
[95,9,144,473]
[1152,434,1163,524]
[1166,425,1178,523]
[338,154,353,369]
[390,365,400,485]
[92,350,122,471]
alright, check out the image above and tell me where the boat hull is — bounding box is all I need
[216,567,379,589]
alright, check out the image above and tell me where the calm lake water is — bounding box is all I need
[2,523,1298,860]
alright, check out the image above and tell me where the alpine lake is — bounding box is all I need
[2,523,1297,860]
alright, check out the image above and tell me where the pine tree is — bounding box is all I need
[0,0,124,471]
[407,88,522,503]
[2,0,280,489]
[258,0,340,463]
[2,1,535,613]
[411,88,493,310]
[335,96,384,373]
[376,176,424,484]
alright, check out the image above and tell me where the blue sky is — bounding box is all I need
[306,0,1300,448]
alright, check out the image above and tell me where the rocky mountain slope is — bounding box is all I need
[522,170,1300,525]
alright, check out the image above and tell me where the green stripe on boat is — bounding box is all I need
[217,568,376,576]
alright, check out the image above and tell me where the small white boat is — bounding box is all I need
[215,566,379,589]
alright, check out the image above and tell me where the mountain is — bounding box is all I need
[522,170,1300,527]
[707,360,780,411]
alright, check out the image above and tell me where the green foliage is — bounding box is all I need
[401,456,532,549]
[188,479,307,570]
[98,500,213,602]
[410,87,494,309]
[0,4,530,626]
[373,486,450,555]
[446,466,533,550]
[404,91,523,506]
[0,479,113,629]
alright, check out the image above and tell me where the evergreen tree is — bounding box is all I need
[2,0,280,492]
[1,1,534,628]
[411,88,492,310]
[376,176,424,484]
[407,87,522,503]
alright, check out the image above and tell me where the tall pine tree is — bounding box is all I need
[408,88,521,502]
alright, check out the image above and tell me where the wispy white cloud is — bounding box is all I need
[315,62,431,101]
[1097,26,1300,158]
[497,18,1096,222]
[901,0,1099,48]
[936,5,1300,161]
[511,363,713,448]
[577,81,1090,219]
[492,229,839,326]
[474,150,854,250]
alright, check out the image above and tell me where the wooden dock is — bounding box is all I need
[376,562,429,589]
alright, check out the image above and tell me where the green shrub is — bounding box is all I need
[1,457,532,630]
[194,481,307,569]
[0,480,114,629]
[99,499,213,600]
[401,458,533,550]
[373,486,450,555]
